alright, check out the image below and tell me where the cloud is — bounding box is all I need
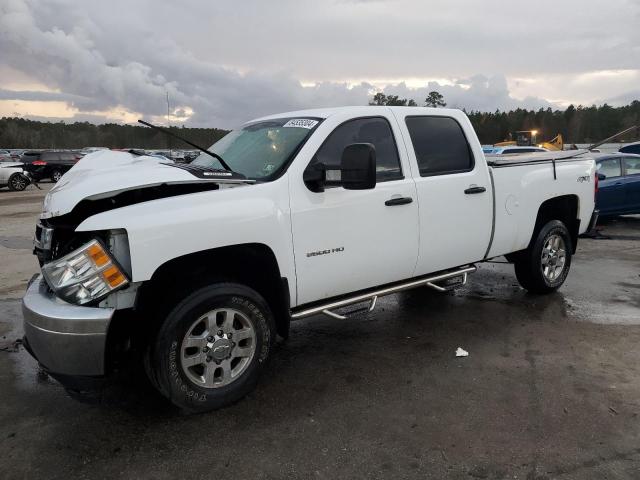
[367,75,552,112]
[0,0,638,127]
[0,88,89,103]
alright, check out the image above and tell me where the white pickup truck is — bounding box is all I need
[22,106,598,412]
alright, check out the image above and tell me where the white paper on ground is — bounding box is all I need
[455,347,469,357]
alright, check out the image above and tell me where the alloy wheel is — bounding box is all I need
[180,308,257,388]
[541,234,566,282]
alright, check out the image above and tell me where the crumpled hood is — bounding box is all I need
[41,150,224,219]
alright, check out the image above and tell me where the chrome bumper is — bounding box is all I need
[22,275,114,376]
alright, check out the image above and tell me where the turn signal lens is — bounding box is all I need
[102,265,127,288]
[87,243,109,267]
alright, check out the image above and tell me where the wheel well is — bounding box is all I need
[135,243,291,339]
[531,195,580,252]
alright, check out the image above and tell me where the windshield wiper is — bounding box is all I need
[137,119,233,171]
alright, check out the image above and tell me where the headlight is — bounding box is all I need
[42,239,129,305]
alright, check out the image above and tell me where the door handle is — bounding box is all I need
[464,186,486,194]
[385,196,413,206]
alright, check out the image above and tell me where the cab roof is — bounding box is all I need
[252,106,464,123]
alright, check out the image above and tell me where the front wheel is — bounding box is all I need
[514,220,573,294]
[148,283,275,413]
[51,170,63,182]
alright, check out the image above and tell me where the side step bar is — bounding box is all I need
[291,265,476,321]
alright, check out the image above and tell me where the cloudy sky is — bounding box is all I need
[1,0,639,128]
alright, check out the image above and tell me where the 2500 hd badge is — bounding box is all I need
[306,247,345,258]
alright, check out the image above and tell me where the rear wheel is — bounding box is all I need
[51,170,63,182]
[8,173,28,191]
[148,283,275,413]
[514,220,572,294]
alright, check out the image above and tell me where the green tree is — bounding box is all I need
[425,91,446,108]
[369,92,388,106]
[369,92,417,106]
[0,117,228,149]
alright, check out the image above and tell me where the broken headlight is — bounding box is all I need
[42,239,129,305]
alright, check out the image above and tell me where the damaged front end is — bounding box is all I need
[34,181,222,265]
[24,151,251,390]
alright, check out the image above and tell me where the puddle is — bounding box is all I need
[0,298,61,394]
[0,235,33,250]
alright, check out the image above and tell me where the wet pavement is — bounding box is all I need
[1,185,640,479]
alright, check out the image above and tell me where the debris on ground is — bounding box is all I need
[580,228,611,240]
[0,338,22,353]
[455,347,469,357]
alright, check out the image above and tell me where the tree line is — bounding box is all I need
[370,92,640,144]
[2,96,640,148]
[0,117,228,150]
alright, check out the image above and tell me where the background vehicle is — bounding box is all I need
[482,145,496,154]
[487,146,549,155]
[595,153,640,217]
[80,147,109,155]
[21,150,83,182]
[619,141,640,155]
[8,149,27,159]
[0,160,30,191]
[23,107,597,413]
[184,150,199,162]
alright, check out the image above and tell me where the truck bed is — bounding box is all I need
[486,149,589,167]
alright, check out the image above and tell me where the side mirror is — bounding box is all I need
[597,173,606,181]
[339,143,377,190]
[303,143,377,192]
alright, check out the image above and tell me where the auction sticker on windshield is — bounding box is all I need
[283,119,318,129]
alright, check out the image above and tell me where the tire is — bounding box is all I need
[514,220,572,294]
[148,283,275,413]
[51,170,63,182]
[8,173,28,191]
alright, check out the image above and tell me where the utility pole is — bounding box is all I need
[166,91,171,156]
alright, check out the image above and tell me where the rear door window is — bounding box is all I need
[22,152,39,161]
[623,156,640,176]
[597,158,622,178]
[405,116,474,176]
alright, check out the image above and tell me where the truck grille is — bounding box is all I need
[34,222,54,265]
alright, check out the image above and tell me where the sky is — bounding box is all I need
[0,0,639,128]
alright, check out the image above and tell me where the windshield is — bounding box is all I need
[192,117,321,180]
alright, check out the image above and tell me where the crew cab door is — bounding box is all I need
[394,112,493,274]
[596,157,626,215]
[622,155,640,212]
[289,112,419,305]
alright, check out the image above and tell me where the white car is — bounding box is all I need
[23,106,597,412]
[0,160,29,190]
[487,146,549,155]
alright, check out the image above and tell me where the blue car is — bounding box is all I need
[619,142,640,155]
[595,153,640,217]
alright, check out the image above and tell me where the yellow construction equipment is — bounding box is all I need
[538,134,563,151]
[494,130,564,151]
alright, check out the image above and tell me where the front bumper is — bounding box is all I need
[22,275,114,376]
